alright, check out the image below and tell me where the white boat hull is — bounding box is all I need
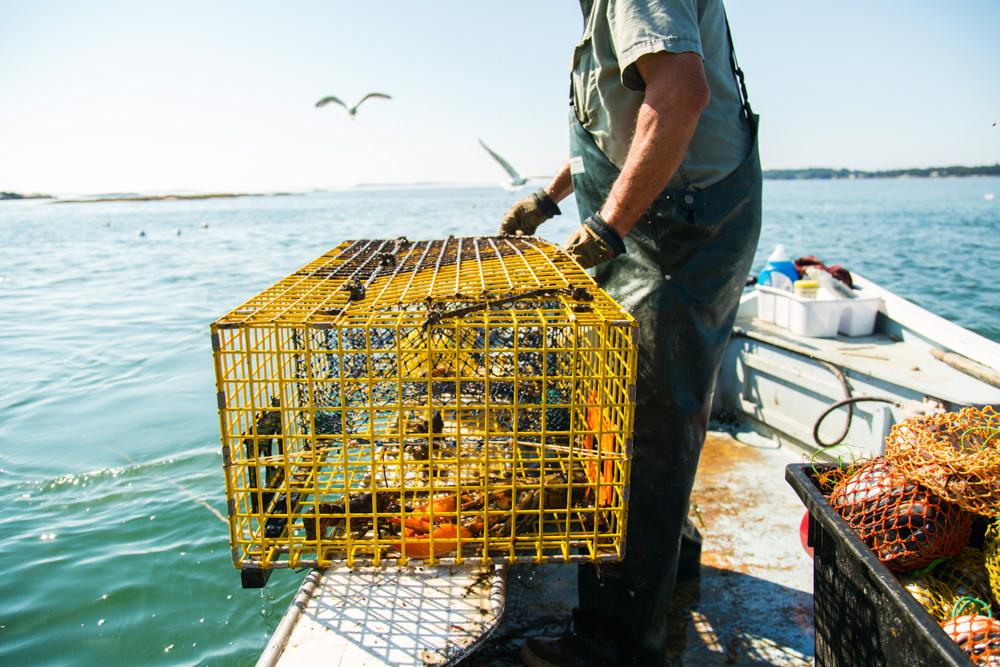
[714,275,1000,461]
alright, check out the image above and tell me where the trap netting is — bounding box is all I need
[211,236,638,575]
[829,457,973,573]
[885,406,1000,517]
[901,547,995,623]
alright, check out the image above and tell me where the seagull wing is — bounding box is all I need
[316,95,348,109]
[478,139,526,184]
[357,92,392,106]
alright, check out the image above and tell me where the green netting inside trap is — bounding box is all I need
[300,316,578,442]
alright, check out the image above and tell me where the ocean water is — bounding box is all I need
[1,179,998,666]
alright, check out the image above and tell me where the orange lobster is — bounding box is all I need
[388,493,472,558]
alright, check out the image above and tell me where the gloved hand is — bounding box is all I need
[499,188,561,236]
[561,213,626,269]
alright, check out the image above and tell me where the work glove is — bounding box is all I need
[499,188,561,236]
[561,213,626,269]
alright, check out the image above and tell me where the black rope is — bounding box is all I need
[731,327,902,449]
[813,397,901,449]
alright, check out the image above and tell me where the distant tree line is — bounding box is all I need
[0,191,53,200]
[763,164,1000,180]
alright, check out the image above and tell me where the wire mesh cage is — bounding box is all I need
[211,236,637,577]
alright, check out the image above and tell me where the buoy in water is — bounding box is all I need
[137,229,146,237]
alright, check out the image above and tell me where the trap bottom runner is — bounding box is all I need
[259,563,506,667]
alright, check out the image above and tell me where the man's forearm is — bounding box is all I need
[545,158,575,204]
[599,51,710,238]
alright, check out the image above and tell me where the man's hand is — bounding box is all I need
[499,188,561,236]
[561,213,626,269]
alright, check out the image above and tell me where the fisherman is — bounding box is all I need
[500,1,762,664]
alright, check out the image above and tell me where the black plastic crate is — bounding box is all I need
[785,463,972,667]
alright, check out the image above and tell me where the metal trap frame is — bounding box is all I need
[211,236,637,581]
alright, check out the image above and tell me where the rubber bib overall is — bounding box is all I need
[567,85,762,667]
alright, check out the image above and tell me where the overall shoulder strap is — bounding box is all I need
[724,15,754,121]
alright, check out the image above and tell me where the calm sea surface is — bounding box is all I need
[1,179,998,665]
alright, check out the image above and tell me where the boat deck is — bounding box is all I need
[465,429,816,666]
[256,275,1000,666]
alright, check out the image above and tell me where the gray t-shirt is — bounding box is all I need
[571,0,752,189]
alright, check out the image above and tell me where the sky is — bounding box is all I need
[1,0,999,196]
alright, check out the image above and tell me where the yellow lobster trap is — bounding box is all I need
[211,236,637,585]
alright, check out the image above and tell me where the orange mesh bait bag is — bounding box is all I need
[885,406,1000,517]
[941,614,1000,665]
[830,457,973,573]
[901,547,995,622]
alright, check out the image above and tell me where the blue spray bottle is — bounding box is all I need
[758,244,799,291]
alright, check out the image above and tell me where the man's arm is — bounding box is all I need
[544,158,575,204]
[599,50,710,238]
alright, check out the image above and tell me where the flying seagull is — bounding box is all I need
[478,139,539,191]
[315,92,391,119]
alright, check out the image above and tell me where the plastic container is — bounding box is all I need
[838,297,882,337]
[786,463,971,667]
[758,244,799,291]
[794,279,819,298]
[756,286,882,338]
[756,286,843,337]
[759,269,794,291]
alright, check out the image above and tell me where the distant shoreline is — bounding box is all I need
[764,164,1000,180]
[50,193,285,204]
[4,165,1000,201]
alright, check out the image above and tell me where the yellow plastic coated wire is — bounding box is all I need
[211,236,637,573]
